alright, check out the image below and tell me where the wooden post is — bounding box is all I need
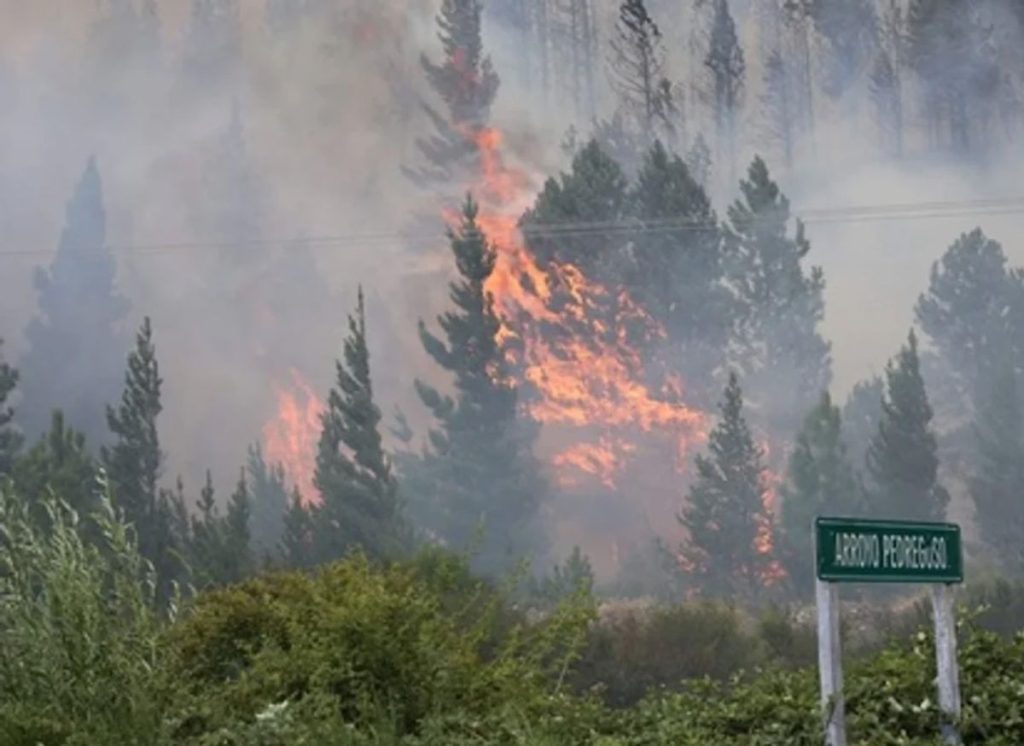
[816,578,846,746]
[931,584,961,745]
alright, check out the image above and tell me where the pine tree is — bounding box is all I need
[842,376,884,474]
[725,156,831,439]
[12,411,97,520]
[188,469,252,587]
[779,392,861,592]
[807,0,878,99]
[608,0,676,147]
[18,159,130,442]
[705,0,744,179]
[865,330,949,521]
[915,229,1017,416]
[224,468,253,581]
[411,196,547,574]
[970,362,1024,573]
[246,443,289,557]
[280,487,314,568]
[760,48,794,168]
[405,0,500,188]
[102,317,162,550]
[313,287,403,563]
[679,372,772,598]
[628,141,729,401]
[100,317,183,601]
[0,339,21,475]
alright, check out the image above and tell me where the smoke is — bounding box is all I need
[1,0,1023,576]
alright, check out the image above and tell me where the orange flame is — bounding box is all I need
[460,127,708,490]
[755,440,787,585]
[262,368,324,507]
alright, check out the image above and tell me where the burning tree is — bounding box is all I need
[405,0,500,190]
[678,372,778,599]
[407,196,548,575]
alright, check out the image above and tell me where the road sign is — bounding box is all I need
[816,517,962,584]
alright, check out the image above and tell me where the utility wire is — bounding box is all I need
[0,196,1023,259]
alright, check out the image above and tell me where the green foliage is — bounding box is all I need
[12,410,98,522]
[0,338,20,475]
[314,286,405,564]
[247,443,289,557]
[842,375,884,475]
[188,469,253,589]
[409,196,547,575]
[163,550,596,743]
[679,372,773,598]
[530,546,595,609]
[0,478,166,745]
[865,330,950,521]
[779,392,862,593]
[725,156,831,438]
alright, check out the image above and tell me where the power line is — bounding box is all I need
[0,196,1023,259]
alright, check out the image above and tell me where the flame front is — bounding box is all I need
[262,368,324,506]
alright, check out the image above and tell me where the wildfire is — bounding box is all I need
[262,368,324,506]
[755,440,787,585]
[463,126,708,490]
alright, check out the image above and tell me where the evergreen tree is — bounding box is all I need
[679,372,772,598]
[628,141,729,402]
[915,229,1018,416]
[224,468,253,580]
[0,339,21,475]
[12,411,97,520]
[760,48,794,168]
[102,317,162,552]
[405,0,500,188]
[807,0,878,98]
[725,156,831,439]
[188,469,252,587]
[779,392,861,592]
[608,0,676,147]
[280,487,314,568]
[865,330,949,521]
[705,0,744,179]
[313,287,403,563]
[18,158,129,442]
[246,443,289,557]
[100,317,183,601]
[970,362,1024,574]
[842,376,885,474]
[411,196,547,574]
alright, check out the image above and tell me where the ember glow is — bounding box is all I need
[262,368,324,506]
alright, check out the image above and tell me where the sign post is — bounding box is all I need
[814,517,963,746]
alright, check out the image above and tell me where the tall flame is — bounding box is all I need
[262,368,324,506]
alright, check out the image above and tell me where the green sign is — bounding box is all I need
[816,517,963,583]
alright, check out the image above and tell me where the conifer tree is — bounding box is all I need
[0,340,20,475]
[608,0,676,147]
[705,0,744,179]
[725,156,831,438]
[313,287,403,563]
[246,443,289,557]
[970,362,1024,574]
[779,392,861,592]
[101,317,183,601]
[405,0,500,188]
[628,141,729,401]
[12,411,97,520]
[224,469,253,580]
[807,0,878,98]
[280,488,314,568]
[679,372,772,598]
[842,376,885,474]
[188,469,252,587]
[760,48,794,168]
[18,158,129,442]
[865,330,949,521]
[412,196,547,574]
[915,229,1018,415]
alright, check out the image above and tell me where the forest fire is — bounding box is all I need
[262,368,324,507]
[467,126,708,490]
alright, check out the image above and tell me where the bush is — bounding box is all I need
[0,478,167,745]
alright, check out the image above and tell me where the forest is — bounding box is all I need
[2,0,1024,743]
